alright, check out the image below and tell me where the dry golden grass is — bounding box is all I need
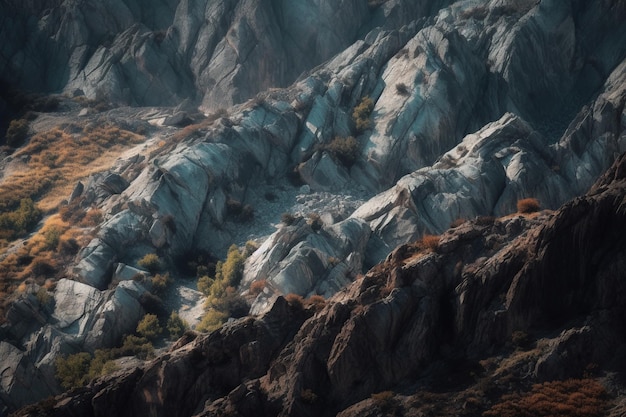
[0,210,97,322]
[0,122,143,256]
[1,125,143,212]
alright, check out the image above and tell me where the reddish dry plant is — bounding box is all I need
[421,234,441,251]
[249,279,267,296]
[517,198,540,214]
[483,378,607,417]
[284,293,304,309]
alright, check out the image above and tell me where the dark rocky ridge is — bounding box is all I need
[14,152,626,417]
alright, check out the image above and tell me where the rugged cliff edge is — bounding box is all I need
[14,152,626,417]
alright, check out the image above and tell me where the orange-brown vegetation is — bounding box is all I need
[249,279,267,296]
[0,214,92,322]
[284,293,305,309]
[483,378,607,417]
[0,123,143,215]
[516,198,541,214]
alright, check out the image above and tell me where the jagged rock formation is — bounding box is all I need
[0,278,150,412]
[15,152,626,417]
[2,0,626,414]
[0,0,439,109]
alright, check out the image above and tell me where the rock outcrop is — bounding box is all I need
[0,279,149,412]
[15,152,626,417]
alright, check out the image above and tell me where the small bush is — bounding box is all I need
[6,119,29,147]
[151,273,171,294]
[138,253,161,274]
[285,293,304,309]
[136,314,162,340]
[306,295,326,311]
[119,335,154,359]
[197,275,213,296]
[281,212,297,226]
[55,352,92,390]
[57,237,80,256]
[421,234,440,251]
[225,199,254,223]
[321,136,360,167]
[352,96,374,133]
[220,245,245,287]
[196,309,228,333]
[139,292,165,315]
[30,258,56,277]
[517,198,540,214]
[0,198,41,240]
[244,240,259,257]
[166,311,188,340]
[43,227,61,251]
[88,349,117,380]
[249,279,267,296]
[395,83,411,96]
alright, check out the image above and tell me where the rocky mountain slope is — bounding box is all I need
[1,0,626,414]
[14,151,626,417]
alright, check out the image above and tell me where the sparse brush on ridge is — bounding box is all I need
[517,198,540,214]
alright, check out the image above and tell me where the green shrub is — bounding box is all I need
[197,275,213,296]
[138,253,161,274]
[119,335,154,359]
[88,349,118,380]
[0,198,41,240]
[196,309,228,332]
[151,273,171,294]
[221,244,245,287]
[6,119,29,147]
[166,311,188,340]
[352,96,374,133]
[321,136,360,167]
[136,314,162,340]
[55,352,92,390]
[43,227,61,251]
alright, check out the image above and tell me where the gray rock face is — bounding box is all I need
[0,279,148,412]
[244,217,370,314]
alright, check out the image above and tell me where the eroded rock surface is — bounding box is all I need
[16,153,626,417]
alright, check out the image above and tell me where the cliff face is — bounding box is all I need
[15,152,626,417]
[1,0,626,415]
[0,0,452,110]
